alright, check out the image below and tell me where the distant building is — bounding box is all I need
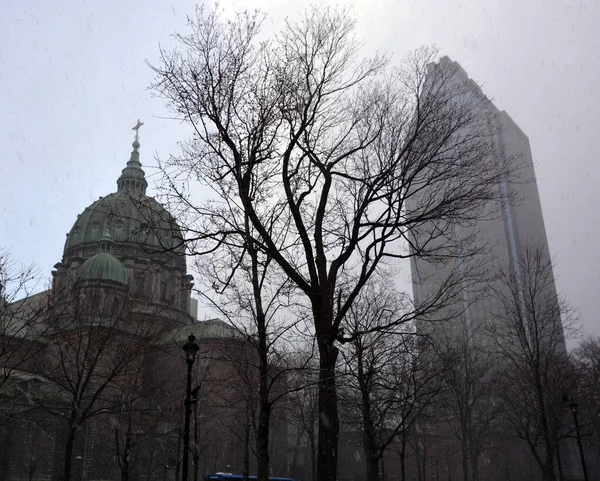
[408,57,570,481]
[410,56,564,347]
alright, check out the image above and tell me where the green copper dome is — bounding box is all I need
[62,138,186,271]
[80,253,129,286]
[79,228,129,287]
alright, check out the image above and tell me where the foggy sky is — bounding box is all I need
[1,0,598,342]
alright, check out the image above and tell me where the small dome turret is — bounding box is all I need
[80,227,128,288]
[116,119,147,195]
[117,140,148,196]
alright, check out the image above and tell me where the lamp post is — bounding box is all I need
[182,334,200,481]
[192,386,201,481]
[568,399,589,481]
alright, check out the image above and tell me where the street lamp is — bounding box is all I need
[567,398,589,481]
[182,334,200,481]
[191,386,201,481]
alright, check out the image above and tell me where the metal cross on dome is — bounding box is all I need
[132,119,144,142]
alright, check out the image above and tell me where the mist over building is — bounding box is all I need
[410,56,565,349]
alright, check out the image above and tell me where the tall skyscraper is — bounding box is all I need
[410,57,564,347]
[407,58,573,481]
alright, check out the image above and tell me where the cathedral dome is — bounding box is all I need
[79,227,128,287]
[64,192,183,255]
[62,138,186,271]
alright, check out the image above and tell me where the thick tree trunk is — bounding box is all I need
[365,455,379,481]
[526,438,555,481]
[61,425,78,481]
[362,414,379,481]
[527,437,557,481]
[316,340,339,481]
[257,400,271,481]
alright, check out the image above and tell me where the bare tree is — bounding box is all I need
[339,278,442,481]
[286,346,320,481]
[36,289,160,481]
[434,323,503,481]
[6,415,54,481]
[0,249,47,399]
[489,243,577,481]
[104,359,164,481]
[211,326,316,481]
[150,7,515,480]
[572,335,600,474]
[192,210,299,481]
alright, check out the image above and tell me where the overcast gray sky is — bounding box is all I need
[1,0,598,341]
